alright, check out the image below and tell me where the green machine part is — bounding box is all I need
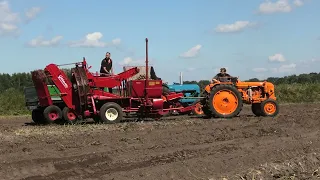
[47,85,62,100]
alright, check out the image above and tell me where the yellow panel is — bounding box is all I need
[149,82,155,86]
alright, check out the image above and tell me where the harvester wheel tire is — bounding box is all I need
[62,107,79,124]
[99,102,123,124]
[191,100,204,116]
[32,108,44,124]
[43,105,62,124]
[260,99,279,117]
[251,103,263,116]
[208,84,243,118]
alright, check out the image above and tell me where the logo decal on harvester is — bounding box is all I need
[58,75,68,88]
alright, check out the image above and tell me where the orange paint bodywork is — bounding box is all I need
[204,80,276,104]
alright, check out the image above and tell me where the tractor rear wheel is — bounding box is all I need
[251,103,263,116]
[208,84,243,118]
[43,105,62,124]
[260,99,279,117]
[99,102,123,124]
[191,100,203,116]
[32,108,44,124]
[62,107,79,124]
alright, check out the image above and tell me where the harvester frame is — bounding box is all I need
[200,76,279,118]
[30,38,194,124]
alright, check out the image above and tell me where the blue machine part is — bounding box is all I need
[167,84,200,104]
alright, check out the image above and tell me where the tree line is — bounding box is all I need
[1,71,320,94]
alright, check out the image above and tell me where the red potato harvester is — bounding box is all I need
[31,38,195,124]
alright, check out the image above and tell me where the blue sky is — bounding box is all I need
[0,0,319,83]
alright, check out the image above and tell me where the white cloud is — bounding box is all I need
[0,1,41,36]
[258,0,292,14]
[25,7,41,21]
[0,1,20,35]
[272,63,296,73]
[187,67,196,72]
[268,53,286,62]
[252,68,268,72]
[26,35,63,47]
[119,57,144,66]
[215,21,256,33]
[293,0,304,6]
[69,32,121,48]
[180,44,201,58]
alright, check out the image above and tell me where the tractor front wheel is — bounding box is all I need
[208,84,243,118]
[62,107,79,124]
[43,105,62,124]
[260,99,279,117]
[99,102,123,124]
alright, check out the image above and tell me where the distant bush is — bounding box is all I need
[275,83,320,103]
[0,88,29,116]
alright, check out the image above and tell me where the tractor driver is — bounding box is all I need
[100,52,114,93]
[211,67,231,83]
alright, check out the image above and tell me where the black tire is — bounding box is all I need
[43,105,62,124]
[62,107,79,124]
[191,100,203,116]
[99,102,123,124]
[31,108,44,124]
[92,115,101,123]
[162,84,170,95]
[208,84,243,118]
[251,103,263,116]
[260,99,279,117]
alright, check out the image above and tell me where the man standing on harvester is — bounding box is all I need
[211,67,231,83]
[100,52,113,93]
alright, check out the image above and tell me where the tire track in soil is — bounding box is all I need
[1,104,320,179]
[19,130,320,180]
[21,142,241,180]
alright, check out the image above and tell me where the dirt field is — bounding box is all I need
[1,103,320,180]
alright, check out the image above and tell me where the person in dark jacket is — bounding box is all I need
[100,52,113,75]
[100,52,113,93]
[211,68,231,83]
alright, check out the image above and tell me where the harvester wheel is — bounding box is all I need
[62,107,79,124]
[208,84,243,118]
[191,100,203,116]
[32,108,44,124]
[251,103,263,116]
[99,102,123,124]
[260,99,279,117]
[43,105,62,124]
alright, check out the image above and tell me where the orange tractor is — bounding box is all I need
[199,76,279,118]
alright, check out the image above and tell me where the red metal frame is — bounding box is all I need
[31,38,196,119]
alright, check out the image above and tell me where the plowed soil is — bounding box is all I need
[1,103,320,180]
